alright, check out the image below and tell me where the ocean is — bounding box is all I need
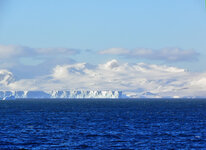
[0,99,206,149]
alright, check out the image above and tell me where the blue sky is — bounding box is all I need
[0,0,205,48]
[0,0,206,97]
[0,0,206,71]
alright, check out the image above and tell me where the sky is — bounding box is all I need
[0,0,206,97]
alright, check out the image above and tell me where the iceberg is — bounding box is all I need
[0,90,124,100]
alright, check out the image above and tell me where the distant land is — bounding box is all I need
[0,91,125,100]
[0,90,200,100]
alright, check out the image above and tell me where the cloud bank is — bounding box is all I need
[0,45,79,78]
[100,48,199,62]
[0,44,204,98]
[0,45,79,59]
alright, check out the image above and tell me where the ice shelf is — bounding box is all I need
[0,90,124,100]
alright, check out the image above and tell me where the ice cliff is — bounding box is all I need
[0,90,124,100]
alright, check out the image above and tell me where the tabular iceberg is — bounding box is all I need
[0,90,124,100]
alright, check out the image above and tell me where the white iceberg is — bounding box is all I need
[0,90,124,100]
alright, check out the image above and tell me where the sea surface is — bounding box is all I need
[0,99,206,149]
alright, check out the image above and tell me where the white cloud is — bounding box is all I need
[100,47,199,62]
[36,48,79,55]
[0,44,204,98]
[0,45,80,59]
[0,45,200,81]
[0,45,25,59]
[0,44,79,78]
[99,48,129,55]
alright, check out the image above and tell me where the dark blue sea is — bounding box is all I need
[0,99,206,149]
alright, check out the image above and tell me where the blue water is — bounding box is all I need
[0,99,206,149]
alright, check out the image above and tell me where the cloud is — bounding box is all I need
[0,45,26,59]
[0,44,204,97]
[0,45,200,80]
[0,45,80,59]
[36,48,80,55]
[2,59,206,98]
[99,47,199,62]
[100,48,129,55]
[0,44,79,78]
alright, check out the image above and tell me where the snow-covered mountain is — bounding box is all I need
[0,90,124,100]
[0,70,14,86]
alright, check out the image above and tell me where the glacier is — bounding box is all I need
[0,90,124,100]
